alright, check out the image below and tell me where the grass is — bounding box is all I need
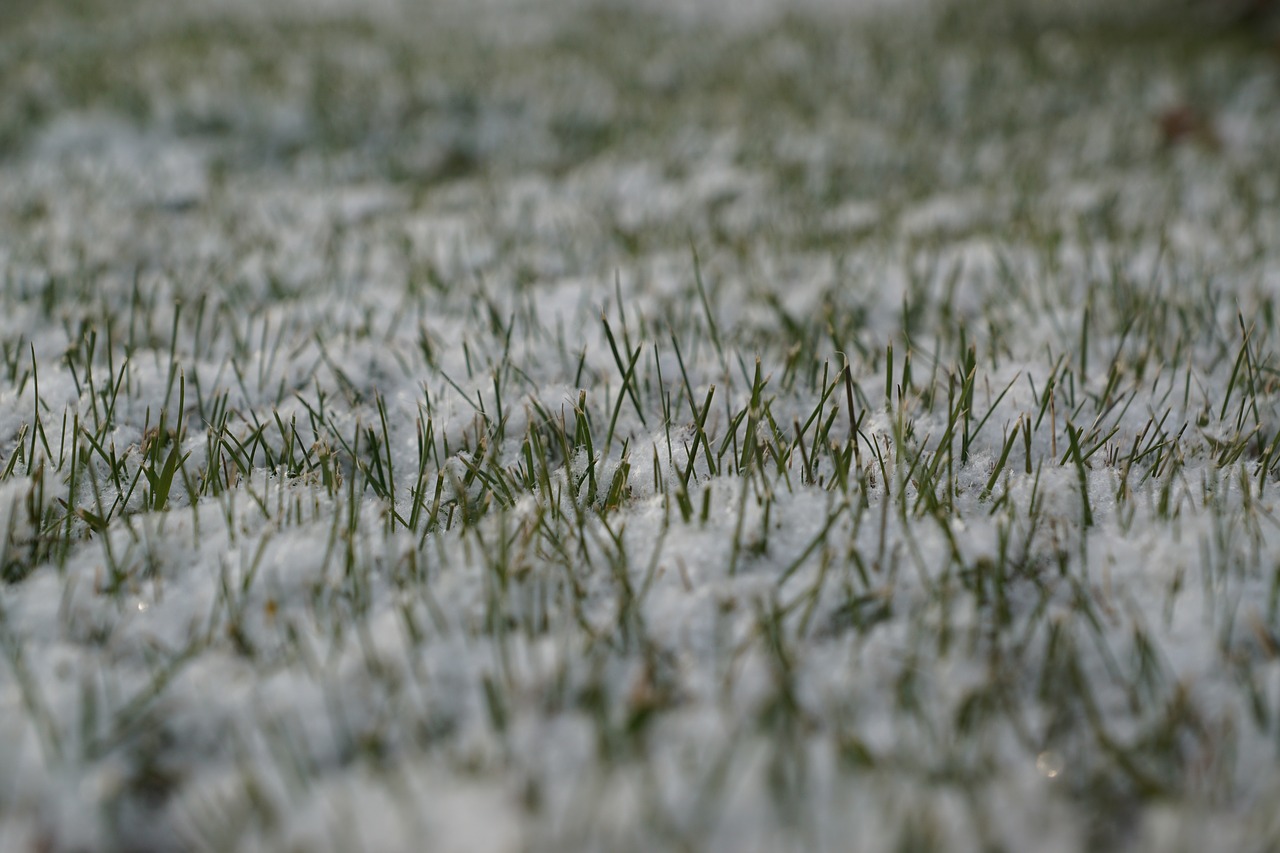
[2,0,1280,850]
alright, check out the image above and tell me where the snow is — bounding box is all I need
[2,0,1280,850]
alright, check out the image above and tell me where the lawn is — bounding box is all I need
[2,0,1280,850]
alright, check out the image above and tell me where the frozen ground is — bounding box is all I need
[2,0,1280,850]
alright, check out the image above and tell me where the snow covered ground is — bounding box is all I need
[2,0,1280,850]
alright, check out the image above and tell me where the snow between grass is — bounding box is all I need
[2,0,1280,851]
